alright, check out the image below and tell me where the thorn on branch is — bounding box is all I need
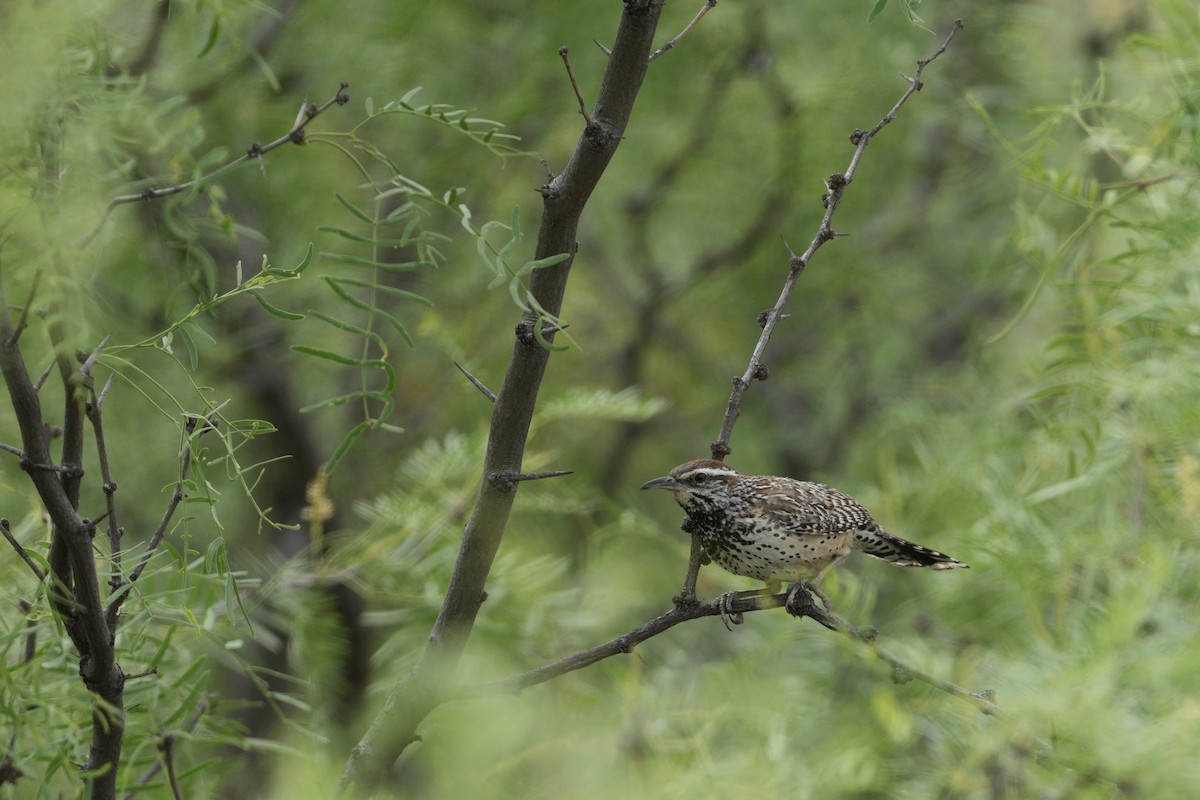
[453,361,497,404]
[488,470,574,491]
[593,38,612,57]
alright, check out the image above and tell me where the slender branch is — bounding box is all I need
[75,82,352,249]
[84,355,122,583]
[1,519,46,582]
[558,46,593,126]
[7,270,41,347]
[457,586,998,716]
[648,0,717,61]
[711,19,964,460]
[453,361,497,403]
[0,442,24,458]
[158,735,184,800]
[107,416,209,629]
[31,360,53,393]
[122,700,208,800]
[672,530,708,605]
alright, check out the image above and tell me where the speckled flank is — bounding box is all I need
[644,458,967,585]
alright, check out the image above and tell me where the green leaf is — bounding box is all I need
[372,308,415,347]
[334,192,375,224]
[291,345,361,366]
[866,0,889,22]
[197,15,221,58]
[328,276,433,306]
[322,276,373,311]
[326,420,370,473]
[528,252,572,269]
[320,252,382,268]
[252,292,305,321]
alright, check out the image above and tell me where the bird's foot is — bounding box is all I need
[716,590,746,631]
[784,583,827,618]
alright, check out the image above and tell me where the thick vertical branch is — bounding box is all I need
[342,0,666,786]
[0,273,124,799]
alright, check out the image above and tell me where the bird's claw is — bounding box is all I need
[784,583,831,617]
[716,591,745,631]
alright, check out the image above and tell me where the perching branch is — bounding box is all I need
[76,81,352,248]
[710,19,964,460]
[457,585,998,717]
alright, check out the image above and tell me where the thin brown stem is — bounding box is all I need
[711,19,964,460]
[1,519,46,582]
[648,0,717,61]
[558,46,593,126]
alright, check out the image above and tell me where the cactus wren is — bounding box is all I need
[641,459,967,622]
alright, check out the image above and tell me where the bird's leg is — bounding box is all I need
[808,581,834,612]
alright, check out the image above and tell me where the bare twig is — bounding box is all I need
[7,270,41,347]
[648,0,717,61]
[453,361,497,403]
[558,46,593,126]
[31,360,53,393]
[122,700,209,800]
[84,352,121,580]
[711,20,964,460]
[1,519,46,582]
[106,415,211,630]
[76,82,352,249]
[158,735,184,800]
[0,442,24,458]
[593,38,613,57]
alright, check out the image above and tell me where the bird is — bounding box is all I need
[640,458,967,626]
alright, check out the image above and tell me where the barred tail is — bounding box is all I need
[853,526,968,570]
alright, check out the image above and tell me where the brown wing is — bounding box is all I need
[741,477,874,534]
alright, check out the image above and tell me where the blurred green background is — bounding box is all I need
[1,0,1198,796]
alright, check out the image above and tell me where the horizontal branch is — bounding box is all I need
[457,585,997,716]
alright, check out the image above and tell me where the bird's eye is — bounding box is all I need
[693,473,707,483]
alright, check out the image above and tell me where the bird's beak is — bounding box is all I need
[640,475,677,491]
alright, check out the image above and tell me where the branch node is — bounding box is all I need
[247,142,264,159]
[752,364,769,381]
[849,128,867,145]
[709,441,731,460]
